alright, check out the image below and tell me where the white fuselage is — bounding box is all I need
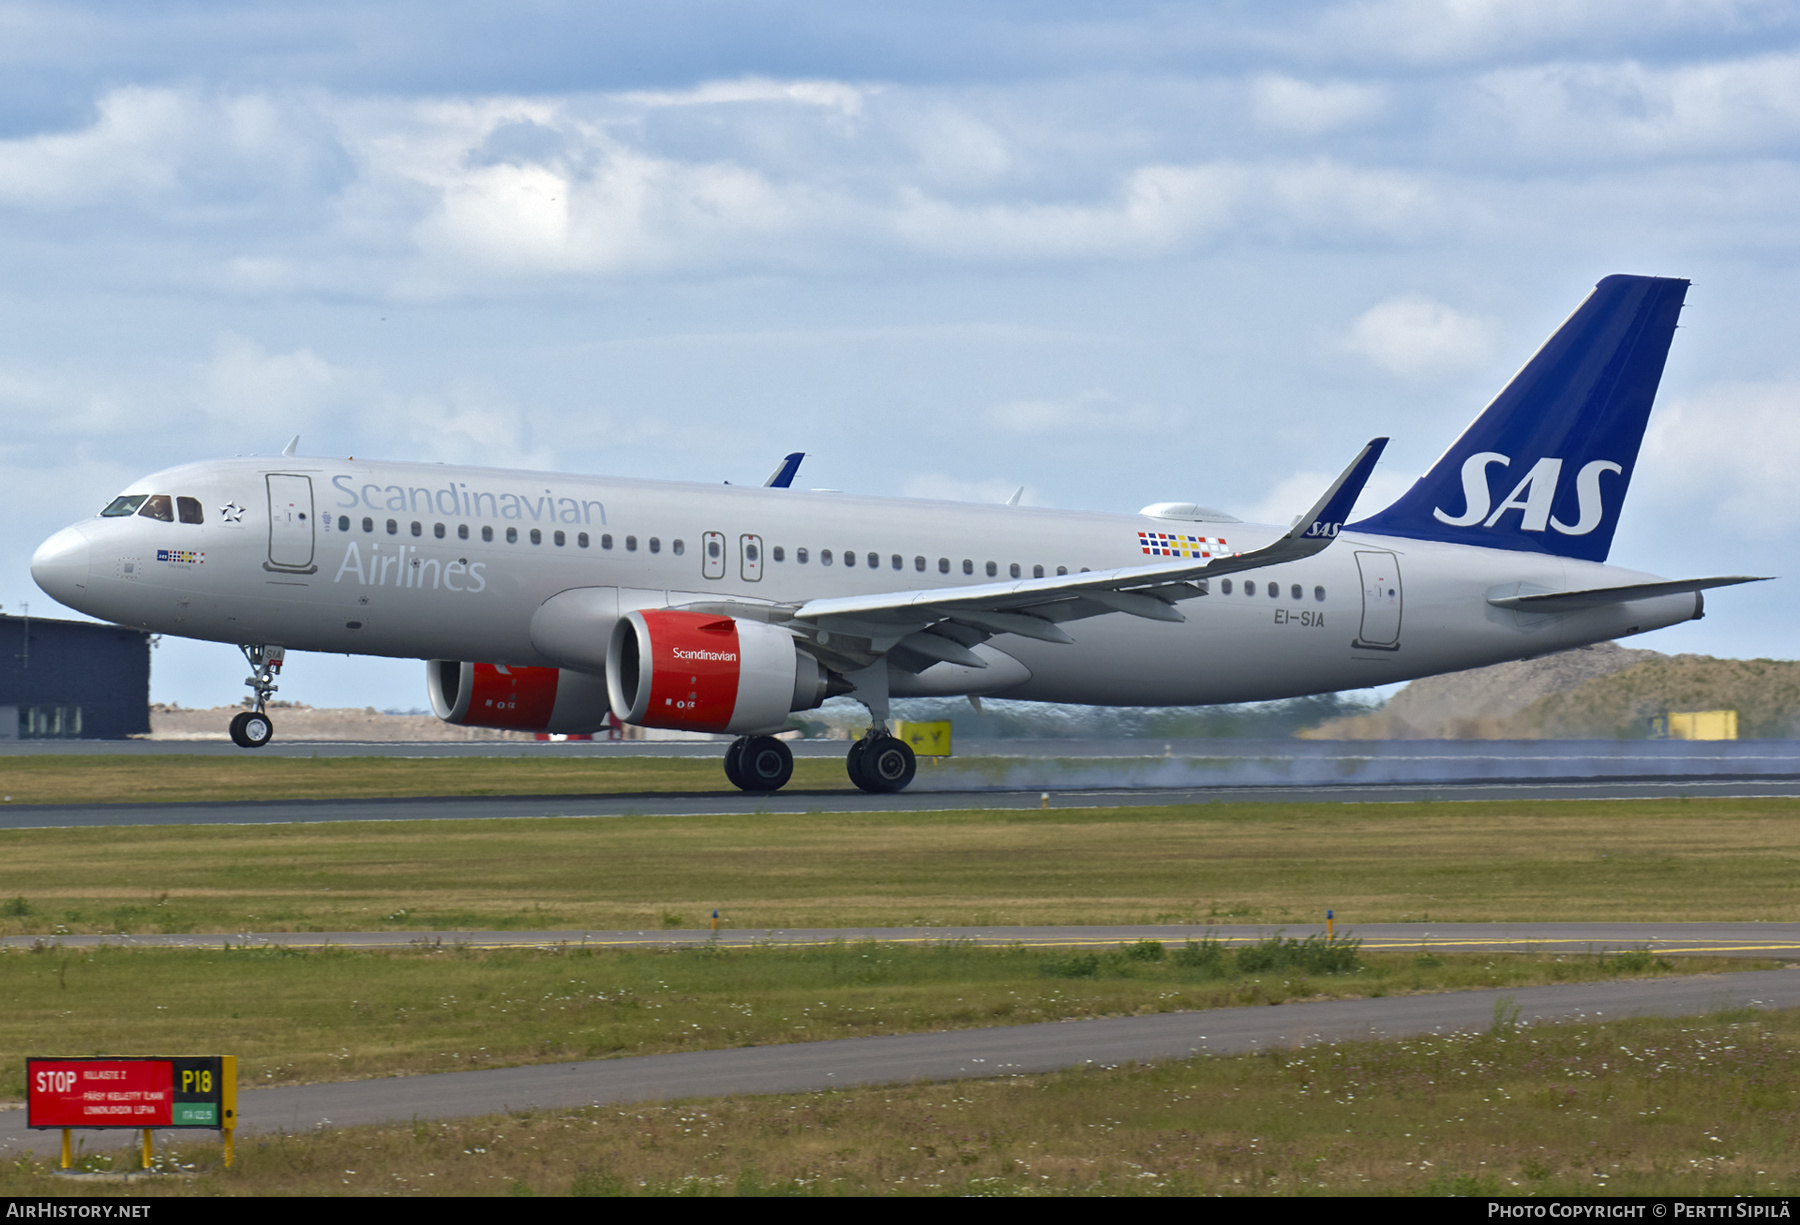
[31,456,1701,706]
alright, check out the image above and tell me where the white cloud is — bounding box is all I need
[1237,467,1416,528]
[1307,0,1767,66]
[1468,51,1800,162]
[614,77,867,116]
[202,335,337,423]
[901,474,1034,505]
[987,390,1176,434]
[1344,294,1496,378]
[1640,379,1800,534]
[1251,75,1387,136]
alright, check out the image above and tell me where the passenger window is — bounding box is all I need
[914,556,925,572]
[648,537,660,554]
[962,559,973,575]
[1222,579,1233,594]
[707,538,721,559]
[1269,584,1279,599]
[1033,565,1044,578]
[843,551,855,567]
[1291,583,1302,600]
[177,497,204,525]
[507,527,518,543]
[1245,581,1256,596]
[625,535,637,551]
[821,550,833,565]
[1056,566,1067,576]
[985,561,997,577]
[387,519,398,535]
[939,558,950,574]
[553,530,565,547]
[891,554,902,571]
[869,552,880,569]
[531,529,543,545]
[672,538,684,555]
[459,524,470,540]
[100,494,148,517]
[482,526,493,542]
[577,532,588,548]
[601,534,613,549]
[411,521,422,537]
[1314,586,1326,602]
[434,523,446,539]
[137,495,174,522]
[363,517,374,533]
[1009,563,1021,578]
[773,546,785,562]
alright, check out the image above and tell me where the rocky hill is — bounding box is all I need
[1303,644,1800,740]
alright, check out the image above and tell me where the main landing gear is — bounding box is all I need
[724,735,795,792]
[847,731,916,793]
[229,644,284,749]
[719,730,917,794]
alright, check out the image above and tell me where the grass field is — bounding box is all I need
[5,760,1797,1197]
[2,940,1747,1100]
[0,752,849,805]
[6,1007,1796,1196]
[2,797,1798,936]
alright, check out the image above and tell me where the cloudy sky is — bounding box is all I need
[3,0,1796,709]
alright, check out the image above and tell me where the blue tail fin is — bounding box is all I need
[1351,274,1689,563]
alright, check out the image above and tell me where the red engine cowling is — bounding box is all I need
[606,610,829,734]
[426,660,612,734]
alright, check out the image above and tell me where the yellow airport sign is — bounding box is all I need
[896,720,952,756]
[1666,709,1738,740]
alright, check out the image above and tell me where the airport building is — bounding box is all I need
[0,613,152,740]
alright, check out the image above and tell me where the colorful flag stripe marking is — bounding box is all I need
[1136,532,1227,559]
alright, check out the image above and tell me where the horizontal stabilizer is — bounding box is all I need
[1488,575,1770,612]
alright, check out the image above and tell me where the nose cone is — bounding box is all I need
[32,524,93,606]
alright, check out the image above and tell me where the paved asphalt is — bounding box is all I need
[4,966,1797,1159]
[1,772,1797,832]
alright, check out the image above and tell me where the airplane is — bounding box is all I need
[30,274,1767,793]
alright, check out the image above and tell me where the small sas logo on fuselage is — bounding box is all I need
[156,549,204,564]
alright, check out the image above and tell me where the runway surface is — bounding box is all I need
[7,922,1800,958]
[4,965,1796,1159]
[0,771,1795,832]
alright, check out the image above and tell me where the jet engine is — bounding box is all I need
[426,660,612,734]
[606,609,834,734]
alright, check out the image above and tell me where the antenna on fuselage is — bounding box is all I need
[281,435,299,457]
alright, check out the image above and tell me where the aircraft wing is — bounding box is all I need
[750,439,1387,670]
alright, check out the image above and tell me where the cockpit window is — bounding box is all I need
[137,494,175,522]
[101,494,147,517]
[177,497,203,525]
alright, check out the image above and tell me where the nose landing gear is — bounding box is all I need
[230,644,284,749]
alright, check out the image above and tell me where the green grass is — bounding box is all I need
[0,940,1749,1101]
[0,753,847,805]
[3,798,1799,936]
[8,1007,1798,1196]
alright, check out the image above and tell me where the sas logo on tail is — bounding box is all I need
[1432,453,1622,537]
